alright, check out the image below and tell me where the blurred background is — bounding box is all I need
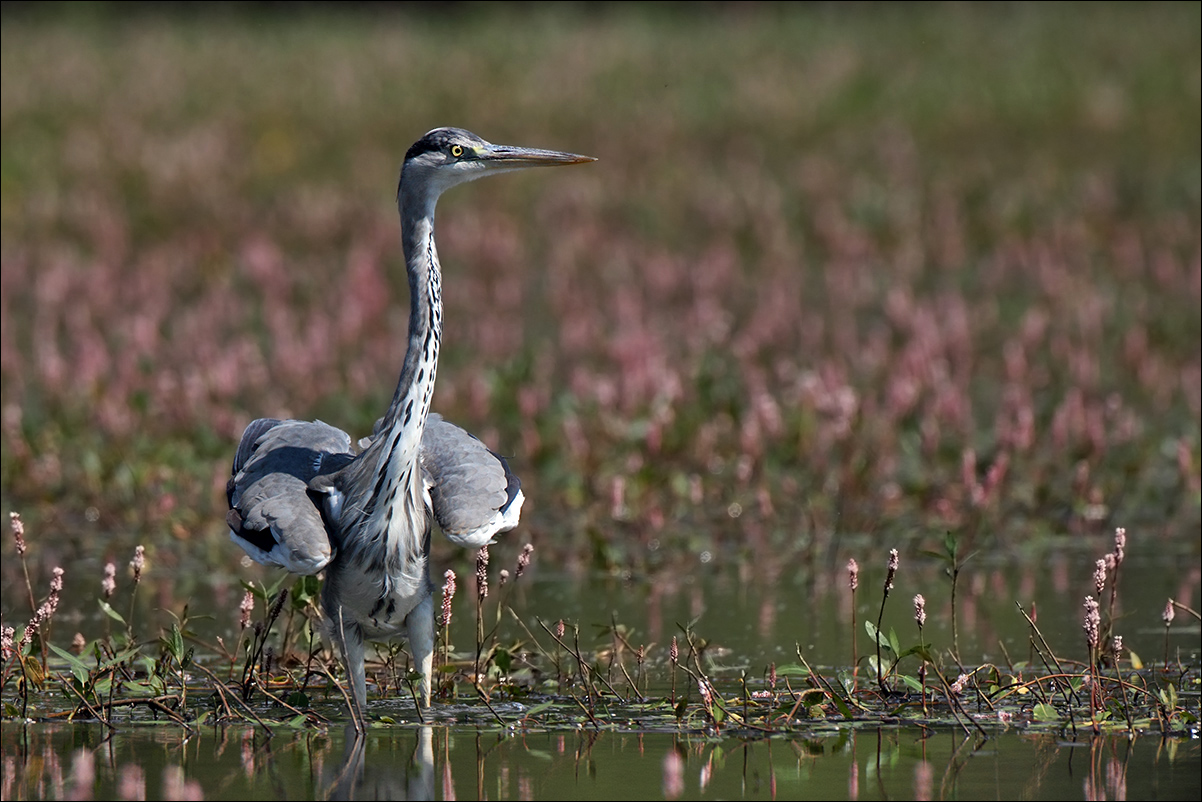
[1,2,1198,591]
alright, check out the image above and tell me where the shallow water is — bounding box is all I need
[3,719,1199,801]
[2,537,1200,800]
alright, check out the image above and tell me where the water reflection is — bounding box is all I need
[2,720,1199,801]
[327,725,434,801]
[2,542,1199,799]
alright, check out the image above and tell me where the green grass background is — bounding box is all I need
[1,3,1199,577]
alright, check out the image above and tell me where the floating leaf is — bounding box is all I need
[523,700,555,718]
[1033,702,1060,722]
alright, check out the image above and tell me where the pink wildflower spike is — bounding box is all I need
[102,563,117,599]
[1083,596,1101,651]
[515,543,534,579]
[130,546,145,583]
[48,567,63,614]
[238,590,254,631]
[476,545,489,600]
[884,549,899,593]
[440,569,457,629]
[847,558,859,592]
[10,512,26,556]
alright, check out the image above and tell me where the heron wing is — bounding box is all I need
[420,413,524,548]
[227,418,354,575]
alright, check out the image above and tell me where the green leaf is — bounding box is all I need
[866,655,882,678]
[48,643,93,685]
[829,692,855,719]
[160,623,185,662]
[494,648,512,674]
[96,647,142,673]
[864,620,889,649]
[292,575,321,608]
[98,600,127,625]
[123,681,158,697]
[1033,702,1061,722]
[943,530,958,560]
[888,629,902,658]
[523,700,555,718]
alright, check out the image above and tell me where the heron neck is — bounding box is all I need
[382,204,442,460]
[344,196,442,537]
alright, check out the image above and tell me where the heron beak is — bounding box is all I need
[477,144,596,168]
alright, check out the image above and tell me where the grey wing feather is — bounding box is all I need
[420,413,524,548]
[227,418,354,575]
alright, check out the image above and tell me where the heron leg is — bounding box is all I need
[328,605,368,726]
[405,593,435,706]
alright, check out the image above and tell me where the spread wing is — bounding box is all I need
[226,418,355,575]
[420,414,524,548]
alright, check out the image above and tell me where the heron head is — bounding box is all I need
[400,127,595,200]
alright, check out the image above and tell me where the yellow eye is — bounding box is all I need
[450,144,464,158]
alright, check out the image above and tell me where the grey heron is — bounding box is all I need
[226,127,594,721]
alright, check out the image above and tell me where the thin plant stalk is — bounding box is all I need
[1161,598,1175,672]
[914,594,927,716]
[847,559,859,690]
[9,513,36,616]
[875,549,898,694]
[1112,636,1134,731]
[1083,595,1101,725]
[474,546,489,691]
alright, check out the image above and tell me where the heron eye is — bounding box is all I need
[450,144,464,158]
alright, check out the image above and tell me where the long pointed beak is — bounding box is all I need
[478,144,596,168]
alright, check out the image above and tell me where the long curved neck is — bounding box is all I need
[341,182,442,547]
[390,189,443,436]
